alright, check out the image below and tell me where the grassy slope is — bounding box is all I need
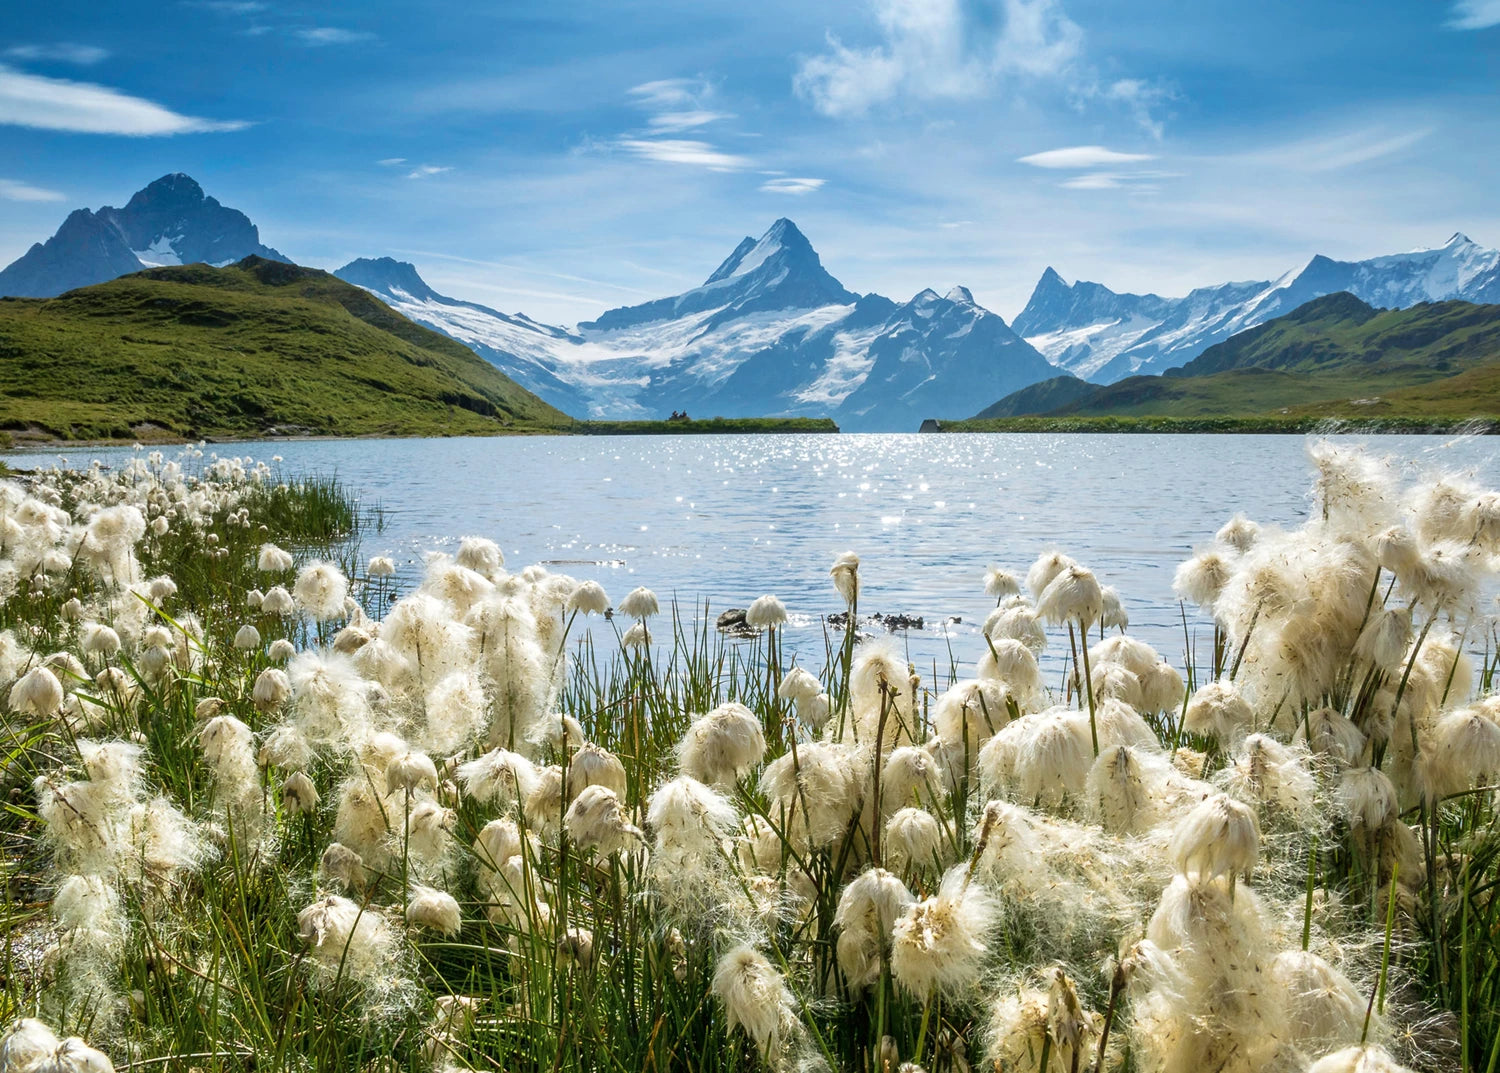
[0,257,571,440]
[960,294,1500,429]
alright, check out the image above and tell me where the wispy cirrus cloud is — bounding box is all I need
[1247,127,1431,172]
[1018,145,1156,168]
[4,43,109,65]
[0,64,247,135]
[1059,170,1177,190]
[376,157,406,167]
[0,178,67,201]
[617,79,750,171]
[1447,0,1500,28]
[760,177,826,195]
[294,27,375,46]
[615,138,750,171]
[406,164,452,178]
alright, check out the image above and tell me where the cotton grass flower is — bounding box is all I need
[1169,793,1260,887]
[617,586,659,620]
[457,748,538,807]
[834,867,916,990]
[889,865,995,1001]
[566,579,609,615]
[677,702,766,788]
[745,594,787,630]
[830,550,861,606]
[258,543,294,572]
[407,885,462,936]
[984,566,1020,600]
[367,556,396,578]
[712,944,798,1063]
[9,666,63,717]
[280,771,320,816]
[1182,679,1253,742]
[564,784,643,857]
[296,894,395,985]
[293,561,349,622]
[232,624,261,651]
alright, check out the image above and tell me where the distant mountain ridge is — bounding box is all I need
[0,174,286,298]
[976,291,1500,422]
[1014,233,1500,383]
[337,219,1059,432]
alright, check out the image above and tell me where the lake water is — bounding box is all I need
[10,432,1500,679]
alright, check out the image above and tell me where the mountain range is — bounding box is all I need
[3,173,1498,430]
[1013,234,1500,383]
[0,174,286,298]
[975,291,1500,423]
[334,220,1057,432]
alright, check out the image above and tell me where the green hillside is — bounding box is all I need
[960,293,1500,428]
[0,256,571,441]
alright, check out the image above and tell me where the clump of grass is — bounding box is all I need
[0,440,1497,1073]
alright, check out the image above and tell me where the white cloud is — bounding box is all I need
[647,110,732,132]
[0,178,66,201]
[4,43,109,65]
[294,27,374,46]
[407,164,452,178]
[1247,128,1431,172]
[794,0,1082,117]
[0,64,247,135]
[627,79,708,109]
[1018,145,1156,168]
[615,138,751,171]
[760,177,826,194]
[190,1,268,13]
[1448,0,1500,28]
[377,157,406,166]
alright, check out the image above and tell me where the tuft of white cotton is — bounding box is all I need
[1272,949,1368,1051]
[259,586,295,616]
[778,666,821,704]
[884,807,950,875]
[80,622,122,658]
[617,586,659,620]
[677,702,766,788]
[830,550,861,606]
[293,561,349,623]
[1182,679,1254,743]
[712,944,798,1062]
[646,774,739,867]
[320,842,367,890]
[1169,793,1260,884]
[834,867,917,990]
[407,885,463,936]
[367,556,396,578]
[1036,564,1104,627]
[745,594,788,630]
[761,741,864,851]
[1222,734,1317,819]
[566,579,610,616]
[233,624,261,651]
[1425,706,1500,801]
[984,566,1021,599]
[458,748,538,808]
[1025,551,1077,599]
[1296,706,1366,765]
[564,784,643,857]
[252,667,292,712]
[1354,607,1413,669]
[1338,766,1398,831]
[1,1018,61,1072]
[1216,513,1261,552]
[281,771,320,816]
[258,543,294,572]
[621,622,651,650]
[296,894,395,985]
[880,745,945,818]
[455,536,504,577]
[1174,549,1236,611]
[566,742,627,799]
[9,666,63,717]
[890,865,995,1001]
[987,604,1047,655]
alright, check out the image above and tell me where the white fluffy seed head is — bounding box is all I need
[293,561,349,623]
[830,550,861,606]
[566,579,609,615]
[407,885,462,936]
[745,594,788,630]
[1169,793,1260,883]
[712,944,797,1061]
[564,784,642,857]
[457,748,538,807]
[834,867,917,990]
[1337,767,1397,830]
[890,865,995,1000]
[9,666,63,717]
[1183,679,1254,743]
[258,543,294,572]
[617,586,659,620]
[677,703,766,788]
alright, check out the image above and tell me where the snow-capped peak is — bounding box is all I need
[703,217,814,285]
[945,285,975,305]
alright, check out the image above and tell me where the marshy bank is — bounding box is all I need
[1,438,1499,1071]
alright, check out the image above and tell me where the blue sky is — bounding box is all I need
[1,0,1498,325]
